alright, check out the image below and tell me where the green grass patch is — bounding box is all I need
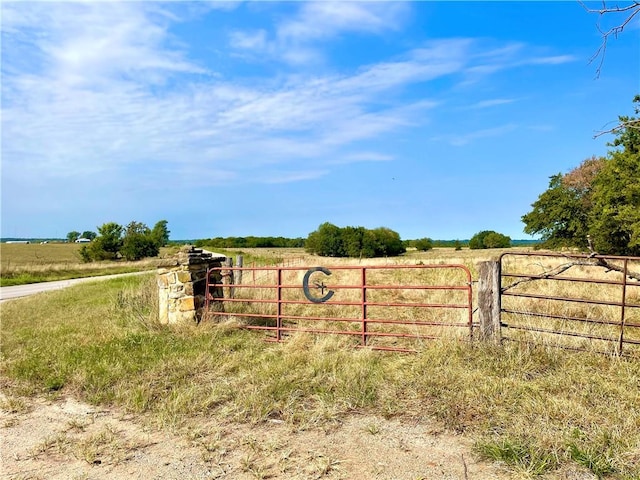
[475,437,558,475]
[0,243,178,286]
[0,266,153,286]
[1,274,639,478]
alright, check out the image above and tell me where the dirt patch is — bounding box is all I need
[1,394,511,479]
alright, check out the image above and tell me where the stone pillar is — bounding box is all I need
[157,246,226,324]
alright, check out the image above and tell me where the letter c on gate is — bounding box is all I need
[302,267,334,303]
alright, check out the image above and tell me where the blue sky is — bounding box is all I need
[1,1,638,241]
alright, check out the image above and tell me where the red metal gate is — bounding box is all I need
[205,264,473,352]
[499,252,640,356]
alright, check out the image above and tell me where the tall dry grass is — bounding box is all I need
[207,263,474,351]
[206,248,639,356]
[499,253,640,356]
[2,247,639,478]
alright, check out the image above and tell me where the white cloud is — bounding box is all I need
[278,2,407,42]
[445,124,518,147]
[1,0,578,210]
[229,29,268,50]
[229,2,410,65]
[525,55,576,65]
[262,170,330,184]
[470,98,517,109]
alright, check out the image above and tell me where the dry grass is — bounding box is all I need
[208,247,639,356]
[2,248,639,478]
[208,263,474,351]
[499,253,640,356]
[0,243,180,286]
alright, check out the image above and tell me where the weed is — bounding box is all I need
[308,453,341,477]
[475,437,557,475]
[66,417,90,432]
[0,395,29,414]
[366,421,382,435]
[73,424,121,465]
[29,433,70,458]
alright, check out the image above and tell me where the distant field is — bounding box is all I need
[0,243,179,286]
[1,242,84,267]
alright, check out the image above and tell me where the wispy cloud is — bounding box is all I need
[436,124,518,147]
[525,55,576,65]
[262,170,329,184]
[1,0,577,210]
[278,2,408,41]
[229,2,410,65]
[469,98,517,109]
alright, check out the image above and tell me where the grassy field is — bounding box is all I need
[0,242,180,286]
[1,248,639,478]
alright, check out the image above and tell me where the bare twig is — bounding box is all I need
[461,454,469,480]
[579,1,640,78]
[502,256,640,292]
[594,118,640,139]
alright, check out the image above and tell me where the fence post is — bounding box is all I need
[224,257,234,299]
[478,260,501,343]
[236,255,243,286]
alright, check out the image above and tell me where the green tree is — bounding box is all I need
[81,231,96,240]
[370,227,406,256]
[414,238,433,252]
[589,142,640,256]
[79,222,123,261]
[483,232,512,249]
[522,158,605,250]
[305,223,405,258]
[151,220,170,247]
[66,231,80,243]
[305,222,345,257]
[522,98,639,255]
[97,222,124,254]
[121,221,159,261]
[469,230,511,249]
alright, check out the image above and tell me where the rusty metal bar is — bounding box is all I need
[361,268,367,347]
[503,338,633,357]
[502,291,629,307]
[501,308,640,328]
[276,268,282,341]
[204,263,473,352]
[499,251,638,262]
[619,259,629,355]
[503,323,621,343]
[503,272,636,287]
[499,252,640,356]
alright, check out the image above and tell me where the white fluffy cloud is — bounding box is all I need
[1,1,575,198]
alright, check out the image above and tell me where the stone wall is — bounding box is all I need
[157,246,226,324]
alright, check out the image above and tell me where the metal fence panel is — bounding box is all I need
[499,252,640,356]
[205,264,473,352]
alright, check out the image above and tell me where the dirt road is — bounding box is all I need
[0,271,150,301]
[1,394,512,480]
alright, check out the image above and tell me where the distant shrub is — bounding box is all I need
[305,222,406,258]
[414,238,433,251]
[469,230,511,249]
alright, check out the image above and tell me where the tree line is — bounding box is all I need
[78,220,170,262]
[195,236,305,249]
[194,228,514,258]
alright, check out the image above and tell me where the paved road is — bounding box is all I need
[0,271,152,301]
